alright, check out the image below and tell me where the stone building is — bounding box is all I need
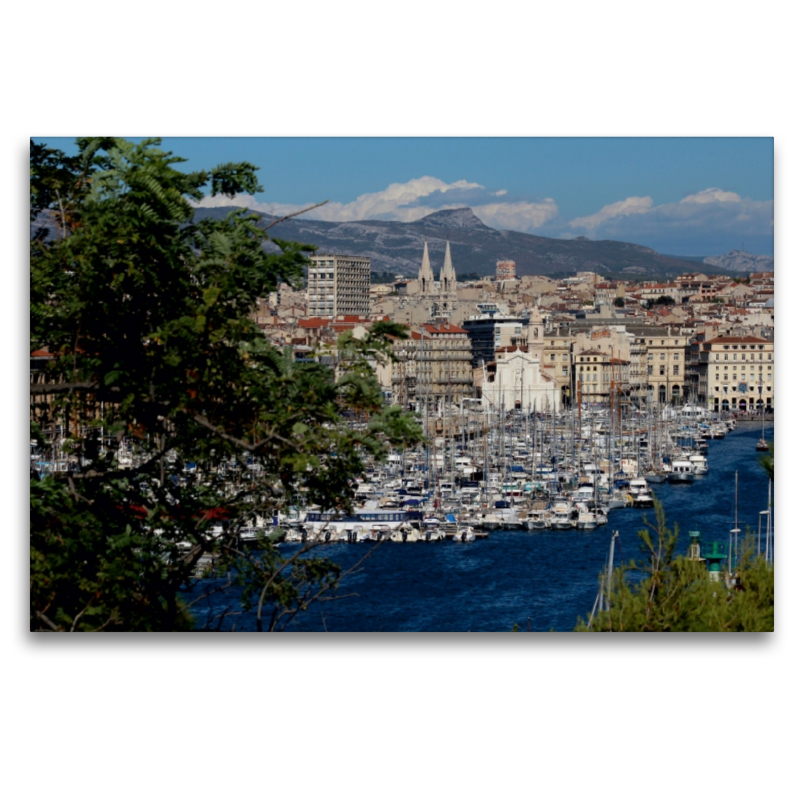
[391,322,473,412]
[696,335,774,413]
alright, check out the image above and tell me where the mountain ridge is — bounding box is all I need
[194,205,719,280]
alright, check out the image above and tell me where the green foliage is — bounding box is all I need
[613,297,625,308]
[575,501,774,632]
[30,138,422,631]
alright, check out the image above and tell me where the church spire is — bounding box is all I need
[437,238,457,319]
[440,239,456,292]
[418,238,435,296]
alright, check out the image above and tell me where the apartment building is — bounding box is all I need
[306,253,370,318]
[391,322,473,411]
[643,329,690,405]
[573,349,630,406]
[699,335,774,412]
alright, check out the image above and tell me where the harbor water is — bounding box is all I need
[185,421,773,632]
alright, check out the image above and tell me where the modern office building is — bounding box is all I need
[307,253,370,318]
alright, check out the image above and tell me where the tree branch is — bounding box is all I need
[261,200,329,232]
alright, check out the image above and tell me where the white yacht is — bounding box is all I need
[551,502,574,530]
[688,454,709,475]
[668,460,695,483]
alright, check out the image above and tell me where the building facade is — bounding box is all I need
[307,253,370,318]
[391,323,473,411]
[573,349,630,407]
[700,335,774,412]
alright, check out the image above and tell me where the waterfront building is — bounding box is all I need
[573,349,630,407]
[644,330,690,405]
[306,253,370,318]
[542,327,573,409]
[481,344,561,413]
[391,322,473,411]
[697,335,774,413]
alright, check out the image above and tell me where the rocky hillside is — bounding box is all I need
[191,206,704,281]
[703,249,774,273]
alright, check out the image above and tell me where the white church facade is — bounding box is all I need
[480,308,562,413]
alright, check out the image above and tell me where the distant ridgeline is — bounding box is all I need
[190,206,741,282]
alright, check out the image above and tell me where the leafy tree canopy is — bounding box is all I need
[30,138,421,631]
[575,501,774,632]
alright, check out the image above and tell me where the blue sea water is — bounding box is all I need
[185,422,773,632]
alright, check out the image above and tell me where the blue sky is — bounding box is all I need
[35,137,774,256]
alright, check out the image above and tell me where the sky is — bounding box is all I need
[34,137,774,257]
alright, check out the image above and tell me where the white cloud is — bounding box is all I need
[680,187,741,204]
[569,196,653,232]
[189,176,560,231]
[473,200,559,231]
[568,188,773,242]
[191,176,484,223]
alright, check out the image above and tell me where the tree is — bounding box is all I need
[575,501,774,632]
[30,138,422,631]
[613,297,625,308]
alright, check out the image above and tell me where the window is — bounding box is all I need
[550,354,555,361]
[759,353,763,360]
[674,353,679,360]
[660,366,665,375]
[724,355,728,361]
[648,365,653,375]
[715,354,719,361]
[673,365,679,375]
[660,353,665,360]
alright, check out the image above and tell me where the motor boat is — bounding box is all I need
[667,460,695,483]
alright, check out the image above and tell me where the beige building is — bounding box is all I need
[701,335,774,412]
[644,330,690,405]
[307,253,370,318]
[391,322,473,412]
[573,349,630,407]
[542,327,573,408]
